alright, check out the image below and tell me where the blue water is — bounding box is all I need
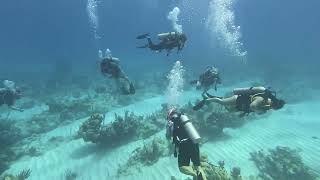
[1,0,320,179]
[1,0,320,79]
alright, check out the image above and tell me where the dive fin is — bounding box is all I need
[193,100,206,111]
[136,33,150,39]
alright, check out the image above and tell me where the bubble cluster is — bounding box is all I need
[87,0,100,39]
[168,7,183,34]
[166,61,185,109]
[207,0,247,58]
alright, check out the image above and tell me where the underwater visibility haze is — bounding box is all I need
[0,0,320,179]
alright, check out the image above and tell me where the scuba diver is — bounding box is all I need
[166,108,207,180]
[190,66,221,94]
[0,80,24,112]
[136,32,187,56]
[193,87,285,116]
[100,56,135,95]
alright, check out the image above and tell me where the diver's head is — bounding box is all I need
[167,107,181,122]
[271,98,285,110]
[180,34,187,43]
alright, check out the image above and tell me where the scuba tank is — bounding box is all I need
[179,114,201,144]
[157,32,177,40]
[168,109,201,144]
[233,87,266,95]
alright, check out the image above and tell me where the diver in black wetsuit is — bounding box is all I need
[166,108,207,180]
[193,87,285,117]
[190,66,221,94]
[136,32,187,56]
[100,57,135,95]
[0,80,23,112]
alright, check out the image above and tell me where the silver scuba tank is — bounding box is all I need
[110,57,119,61]
[157,32,177,40]
[179,114,201,144]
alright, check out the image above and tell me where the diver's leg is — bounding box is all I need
[194,166,207,180]
[206,95,237,106]
[179,166,197,178]
[178,143,197,179]
[190,144,206,180]
[147,37,154,47]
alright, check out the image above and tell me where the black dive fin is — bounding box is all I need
[136,33,150,39]
[193,100,206,111]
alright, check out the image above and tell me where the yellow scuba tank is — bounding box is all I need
[233,87,265,95]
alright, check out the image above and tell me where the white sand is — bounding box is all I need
[5,87,320,180]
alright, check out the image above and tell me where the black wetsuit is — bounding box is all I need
[235,92,272,114]
[0,90,16,107]
[235,94,252,113]
[100,58,124,79]
[100,58,135,95]
[172,115,200,167]
[139,34,187,55]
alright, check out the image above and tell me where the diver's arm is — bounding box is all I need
[166,121,173,140]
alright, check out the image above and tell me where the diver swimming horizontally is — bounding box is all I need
[100,56,135,95]
[193,86,285,116]
[136,32,187,56]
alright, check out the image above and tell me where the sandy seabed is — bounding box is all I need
[4,85,320,180]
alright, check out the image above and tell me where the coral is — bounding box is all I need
[64,169,77,180]
[1,169,31,180]
[200,156,230,180]
[98,111,142,146]
[0,120,22,147]
[77,113,103,143]
[250,146,317,180]
[0,148,16,176]
[231,167,242,180]
[0,120,21,175]
[78,111,164,147]
[17,169,31,180]
[117,137,170,176]
[45,98,92,118]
